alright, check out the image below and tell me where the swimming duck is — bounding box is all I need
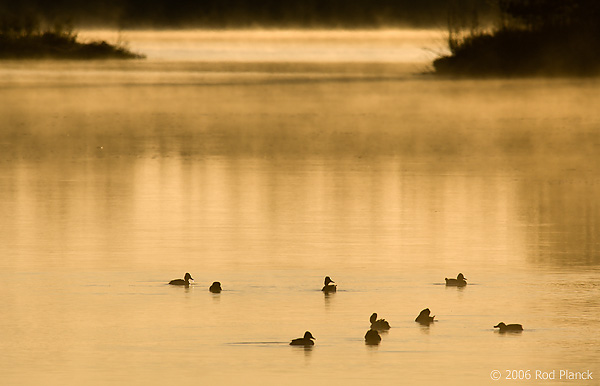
[169,272,193,286]
[364,329,381,345]
[209,281,222,293]
[445,273,467,287]
[415,308,436,325]
[321,276,337,293]
[290,331,316,346]
[370,313,391,330]
[494,322,523,332]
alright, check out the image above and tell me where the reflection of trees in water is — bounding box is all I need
[520,176,600,266]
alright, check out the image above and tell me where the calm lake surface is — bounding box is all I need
[0,30,599,385]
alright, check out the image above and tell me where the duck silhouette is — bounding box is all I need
[321,276,337,293]
[415,308,436,325]
[445,273,467,287]
[209,281,222,293]
[169,273,193,286]
[494,322,523,332]
[364,329,381,345]
[369,313,391,330]
[290,331,316,346]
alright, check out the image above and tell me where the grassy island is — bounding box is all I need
[0,15,144,59]
[434,0,600,76]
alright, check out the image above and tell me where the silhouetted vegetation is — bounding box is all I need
[0,13,143,59]
[434,0,600,76]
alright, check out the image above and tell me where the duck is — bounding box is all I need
[494,322,523,332]
[209,281,222,293]
[415,308,436,325]
[364,329,381,345]
[445,273,467,287]
[321,276,337,293]
[369,313,391,330]
[290,331,316,346]
[169,272,193,286]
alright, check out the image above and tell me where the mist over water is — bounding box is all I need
[0,30,599,385]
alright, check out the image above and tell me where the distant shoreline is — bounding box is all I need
[0,31,144,60]
[432,0,600,77]
[433,28,600,77]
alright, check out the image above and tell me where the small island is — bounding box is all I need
[434,0,600,76]
[0,15,144,60]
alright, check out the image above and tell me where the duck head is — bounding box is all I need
[184,272,194,281]
[494,322,506,329]
[324,276,335,286]
[304,331,316,340]
[370,313,378,324]
[457,273,466,281]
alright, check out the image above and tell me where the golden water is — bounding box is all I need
[0,30,599,385]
